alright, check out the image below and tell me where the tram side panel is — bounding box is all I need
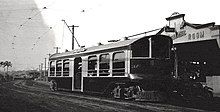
[82,50,130,94]
[48,59,73,91]
[48,77,73,90]
[83,77,130,93]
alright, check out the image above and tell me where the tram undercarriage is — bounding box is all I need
[108,78,213,102]
[112,85,165,101]
[109,80,168,102]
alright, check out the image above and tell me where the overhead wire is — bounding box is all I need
[9,7,48,70]
[0,0,59,70]
[12,6,47,47]
[17,0,57,30]
[11,8,36,51]
[0,8,39,12]
[18,9,41,29]
[18,2,57,69]
[0,19,53,30]
[31,22,58,51]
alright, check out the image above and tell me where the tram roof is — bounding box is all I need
[49,35,171,59]
[50,37,141,59]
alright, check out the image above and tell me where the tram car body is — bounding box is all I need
[48,35,173,101]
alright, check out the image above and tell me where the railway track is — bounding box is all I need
[0,80,208,112]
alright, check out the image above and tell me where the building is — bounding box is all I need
[157,12,220,93]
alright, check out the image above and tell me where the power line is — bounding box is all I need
[0,8,39,12]
[18,7,47,29]
[31,26,53,50]
[0,20,53,29]
[30,19,58,51]
[0,1,58,71]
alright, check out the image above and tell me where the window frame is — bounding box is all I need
[99,53,110,76]
[56,60,62,76]
[88,55,98,76]
[49,61,55,76]
[112,51,126,76]
[63,59,70,76]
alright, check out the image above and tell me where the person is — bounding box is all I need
[50,80,57,91]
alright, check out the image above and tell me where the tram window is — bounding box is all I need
[113,52,125,76]
[63,59,69,76]
[152,38,170,58]
[132,39,149,57]
[99,54,110,76]
[88,56,97,76]
[56,60,62,76]
[50,61,55,76]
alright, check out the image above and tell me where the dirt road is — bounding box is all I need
[0,80,218,112]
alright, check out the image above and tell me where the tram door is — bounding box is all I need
[74,57,82,90]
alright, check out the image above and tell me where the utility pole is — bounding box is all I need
[44,58,47,78]
[39,65,41,72]
[41,63,43,78]
[62,20,80,50]
[54,47,60,53]
[46,53,51,82]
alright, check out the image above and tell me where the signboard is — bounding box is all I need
[188,31,204,40]
[172,26,213,44]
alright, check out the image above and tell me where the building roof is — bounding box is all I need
[157,22,216,35]
[156,26,175,35]
[183,22,215,29]
[166,14,185,21]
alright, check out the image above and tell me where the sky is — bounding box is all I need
[1,0,220,71]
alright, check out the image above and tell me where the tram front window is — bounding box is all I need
[130,59,170,75]
[152,39,170,58]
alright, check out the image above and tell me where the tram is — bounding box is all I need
[48,35,174,101]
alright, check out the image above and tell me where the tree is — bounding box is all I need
[0,61,4,71]
[0,61,12,72]
[0,61,4,67]
[4,61,12,72]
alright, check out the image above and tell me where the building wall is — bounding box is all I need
[169,18,184,30]
[211,26,220,48]
[207,76,220,93]
[161,14,220,94]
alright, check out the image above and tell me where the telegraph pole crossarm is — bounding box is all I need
[62,20,80,50]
